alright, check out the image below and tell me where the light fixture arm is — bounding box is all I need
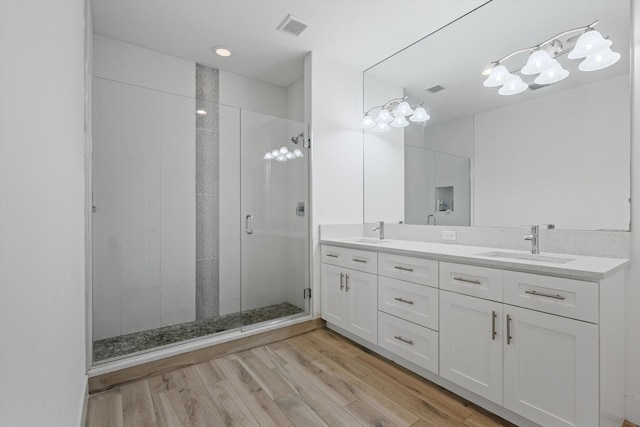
[491,20,599,66]
[364,96,408,115]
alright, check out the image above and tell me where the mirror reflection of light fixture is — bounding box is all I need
[498,75,528,95]
[483,20,620,96]
[483,65,516,87]
[361,96,430,131]
[263,135,306,162]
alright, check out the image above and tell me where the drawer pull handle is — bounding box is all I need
[506,314,512,345]
[394,297,414,305]
[326,254,339,258]
[345,274,350,292]
[339,273,344,290]
[454,277,481,285]
[394,336,414,345]
[394,266,414,272]
[491,310,497,340]
[353,259,367,263]
[525,290,565,300]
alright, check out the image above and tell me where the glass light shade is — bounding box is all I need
[263,152,273,160]
[534,65,570,85]
[483,65,515,87]
[395,101,414,116]
[275,155,287,162]
[293,148,303,158]
[409,107,430,122]
[360,114,376,129]
[373,122,391,132]
[390,115,409,128]
[271,149,280,157]
[578,48,621,71]
[498,76,528,96]
[521,50,558,75]
[374,108,393,123]
[285,152,295,160]
[568,30,612,59]
[279,146,289,154]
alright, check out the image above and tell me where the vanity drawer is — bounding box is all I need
[378,276,438,330]
[503,271,598,323]
[439,262,503,302]
[321,245,347,267]
[378,311,438,374]
[344,248,378,274]
[378,253,438,287]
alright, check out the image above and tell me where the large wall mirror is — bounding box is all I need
[363,0,631,231]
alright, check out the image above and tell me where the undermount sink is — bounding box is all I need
[349,238,393,244]
[476,251,575,264]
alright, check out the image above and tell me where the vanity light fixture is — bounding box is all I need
[361,96,430,131]
[483,20,620,96]
[196,109,207,115]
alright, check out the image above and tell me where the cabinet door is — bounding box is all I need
[439,291,503,405]
[321,264,347,329]
[345,269,378,344]
[503,306,598,427]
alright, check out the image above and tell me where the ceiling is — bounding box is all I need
[91,0,487,88]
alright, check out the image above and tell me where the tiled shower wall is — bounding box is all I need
[196,64,220,319]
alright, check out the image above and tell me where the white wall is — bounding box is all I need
[627,1,640,422]
[474,75,630,230]
[0,1,87,426]
[287,77,305,122]
[308,52,365,315]
[363,74,405,223]
[92,36,196,339]
[219,70,288,118]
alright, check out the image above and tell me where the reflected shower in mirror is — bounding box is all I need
[363,0,630,230]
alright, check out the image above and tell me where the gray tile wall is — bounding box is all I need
[195,64,220,319]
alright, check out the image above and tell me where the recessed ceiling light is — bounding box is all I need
[212,46,233,57]
[196,110,207,115]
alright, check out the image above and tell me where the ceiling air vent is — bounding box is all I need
[277,14,310,36]
[426,84,446,94]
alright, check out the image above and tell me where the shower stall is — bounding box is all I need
[90,75,310,364]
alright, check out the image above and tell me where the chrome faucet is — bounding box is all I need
[372,221,385,240]
[524,225,540,254]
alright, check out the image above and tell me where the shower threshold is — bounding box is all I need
[92,302,304,363]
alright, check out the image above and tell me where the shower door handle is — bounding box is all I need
[245,214,254,235]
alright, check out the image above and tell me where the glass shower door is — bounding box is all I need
[240,110,310,327]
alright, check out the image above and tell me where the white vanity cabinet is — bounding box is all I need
[377,253,440,374]
[320,241,626,427]
[321,245,378,344]
[439,290,504,405]
[439,262,602,427]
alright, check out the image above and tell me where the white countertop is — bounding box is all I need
[320,237,629,280]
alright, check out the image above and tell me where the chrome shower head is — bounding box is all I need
[291,132,304,144]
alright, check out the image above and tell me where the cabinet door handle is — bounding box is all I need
[339,273,344,290]
[326,254,338,258]
[506,314,512,345]
[394,266,414,272]
[345,274,350,292]
[394,336,414,345]
[454,277,481,285]
[491,310,497,340]
[353,258,367,263]
[524,290,565,300]
[394,297,414,305]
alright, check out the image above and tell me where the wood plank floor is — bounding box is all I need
[84,328,525,426]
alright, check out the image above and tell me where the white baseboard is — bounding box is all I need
[627,395,640,424]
